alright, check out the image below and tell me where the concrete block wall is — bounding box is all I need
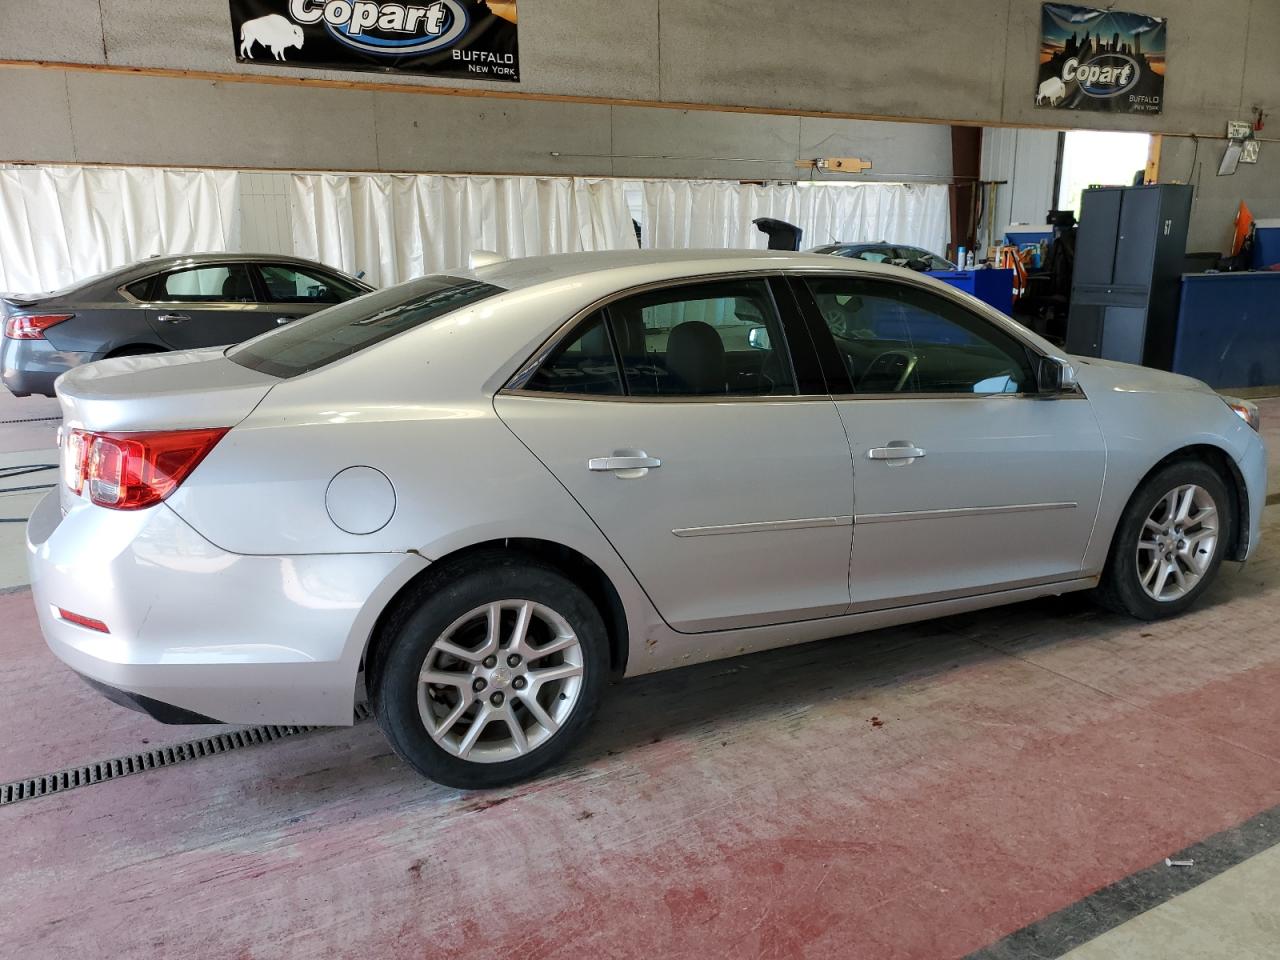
[0,68,955,182]
[3,0,1276,256]
[2,0,1274,138]
[1159,138,1280,252]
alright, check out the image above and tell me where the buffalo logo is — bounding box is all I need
[286,0,470,56]
[1062,53,1141,99]
[239,14,305,61]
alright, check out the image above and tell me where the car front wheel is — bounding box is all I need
[371,555,607,788]
[1096,460,1232,620]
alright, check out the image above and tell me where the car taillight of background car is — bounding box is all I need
[62,427,228,509]
[4,313,72,339]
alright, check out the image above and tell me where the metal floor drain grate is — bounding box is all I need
[0,702,371,807]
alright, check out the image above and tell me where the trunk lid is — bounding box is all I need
[56,347,280,433]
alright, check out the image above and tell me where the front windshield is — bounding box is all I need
[228,274,505,379]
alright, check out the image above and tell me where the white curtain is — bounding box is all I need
[0,166,949,296]
[289,174,639,286]
[0,166,240,293]
[639,180,950,258]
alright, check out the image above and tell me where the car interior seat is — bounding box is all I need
[666,320,726,394]
[221,271,255,302]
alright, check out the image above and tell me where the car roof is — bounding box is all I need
[51,253,367,298]
[462,248,898,291]
[113,252,354,279]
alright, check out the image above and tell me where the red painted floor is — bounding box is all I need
[2,395,1277,958]
[2,501,1279,959]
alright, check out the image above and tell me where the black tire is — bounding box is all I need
[1094,459,1232,620]
[371,552,608,789]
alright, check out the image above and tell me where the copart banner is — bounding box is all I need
[1037,3,1166,114]
[229,0,519,82]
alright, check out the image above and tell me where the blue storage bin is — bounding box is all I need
[1252,220,1280,269]
[1004,229,1053,248]
[927,269,1015,316]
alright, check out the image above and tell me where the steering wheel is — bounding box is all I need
[859,350,919,393]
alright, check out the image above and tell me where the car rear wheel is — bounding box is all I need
[371,555,607,788]
[1095,460,1232,620]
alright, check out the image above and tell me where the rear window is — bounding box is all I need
[227,275,504,379]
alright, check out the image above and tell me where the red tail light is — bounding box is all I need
[63,427,228,509]
[5,313,72,339]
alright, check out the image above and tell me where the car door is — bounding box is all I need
[495,275,855,634]
[791,273,1106,612]
[253,262,369,326]
[143,262,272,349]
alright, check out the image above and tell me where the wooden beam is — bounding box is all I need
[1145,134,1163,182]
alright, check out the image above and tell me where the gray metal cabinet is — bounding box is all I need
[1066,184,1192,370]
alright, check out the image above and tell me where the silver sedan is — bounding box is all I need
[27,250,1267,788]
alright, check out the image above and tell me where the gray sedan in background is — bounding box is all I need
[1,253,372,396]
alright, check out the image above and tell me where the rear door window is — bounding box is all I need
[156,265,257,303]
[228,275,504,379]
[606,278,795,397]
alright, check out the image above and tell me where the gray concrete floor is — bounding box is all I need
[1,393,1278,958]
[1062,845,1280,959]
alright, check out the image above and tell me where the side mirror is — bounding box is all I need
[1036,356,1073,395]
[747,325,772,351]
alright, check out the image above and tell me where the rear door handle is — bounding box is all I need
[588,453,662,473]
[868,443,926,461]
[275,316,295,325]
[157,313,190,324]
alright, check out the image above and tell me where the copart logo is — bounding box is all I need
[1062,53,1140,99]
[288,0,469,55]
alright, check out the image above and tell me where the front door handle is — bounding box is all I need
[275,316,295,325]
[157,313,190,324]
[588,452,662,476]
[868,442,926,462]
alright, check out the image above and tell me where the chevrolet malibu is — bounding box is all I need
[28,250,1266,788]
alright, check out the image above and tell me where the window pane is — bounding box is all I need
[124,277,153,300]
[228,275,503,379]
[608,279,795,397]
[158,265,255,303]
[524,312,623,396]
[854,249,890,264]
[259,264,363,304]
[804,276,1035,395]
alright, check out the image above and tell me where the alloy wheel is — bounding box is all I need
[1136,483,1219,602]
[417,600,584,763]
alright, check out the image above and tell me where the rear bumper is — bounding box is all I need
[26,490,428,726]
[0,338,92,397]
[79,674,221,724]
